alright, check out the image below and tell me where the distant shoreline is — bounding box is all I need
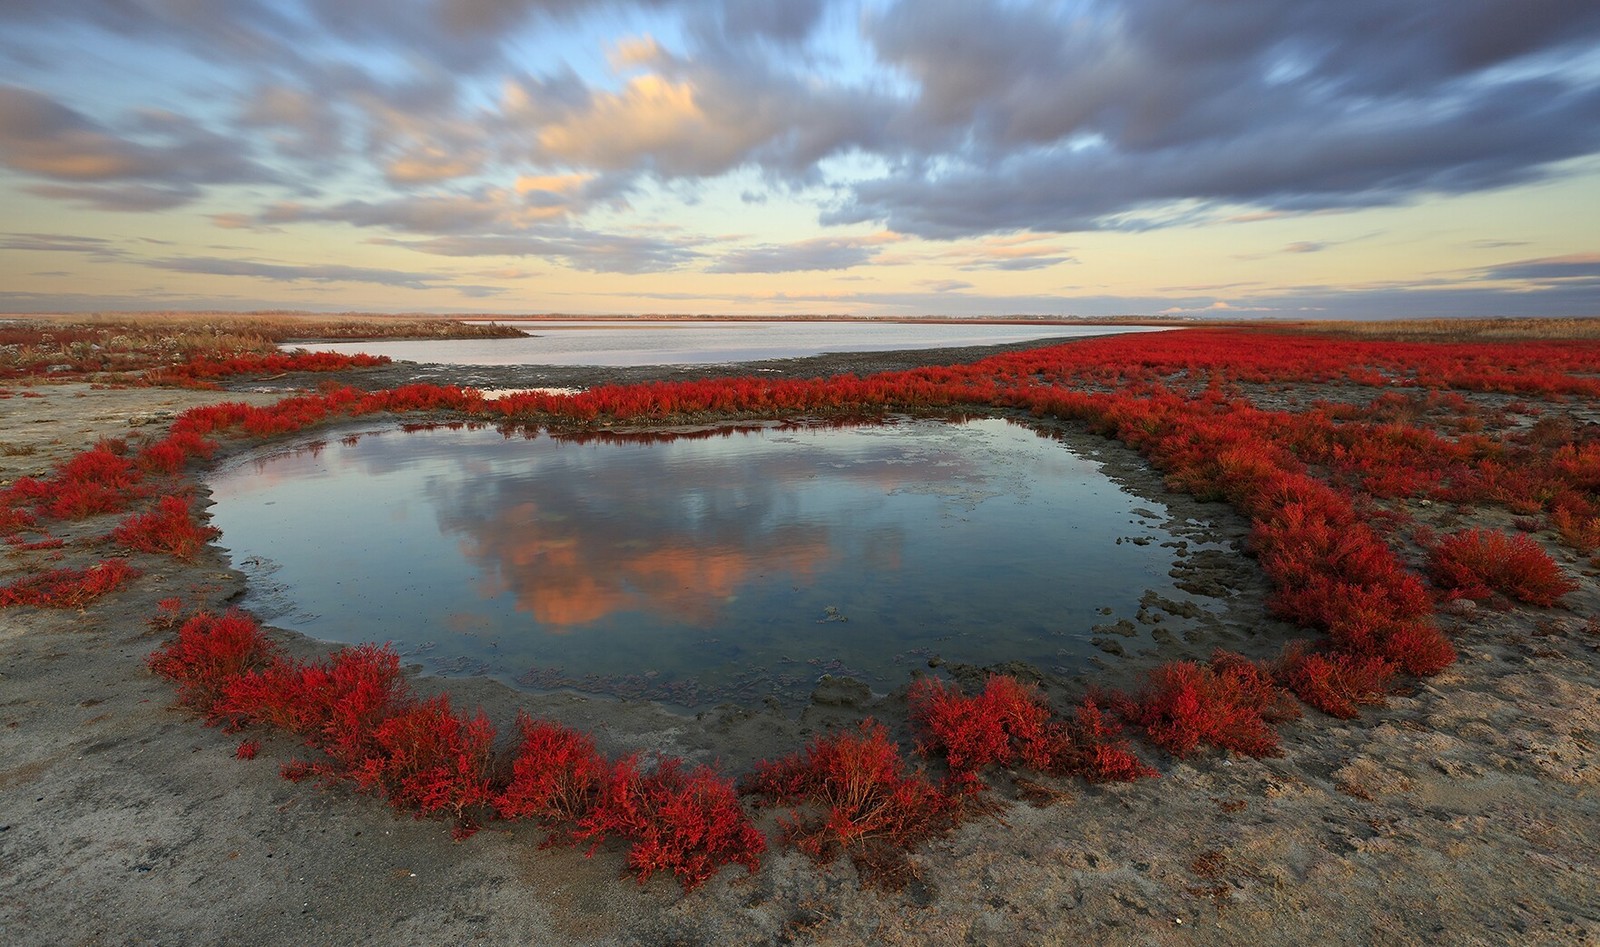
[455,314,1184,326]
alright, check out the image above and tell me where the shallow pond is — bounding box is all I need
[206,418,1218,709]
[299,320,1170,367]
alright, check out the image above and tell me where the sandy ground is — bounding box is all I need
[1,346,1598,946]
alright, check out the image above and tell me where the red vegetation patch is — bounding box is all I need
[1042,696,1159,783]
[351,695,496,829]
[909,675,1155,784]
[136,430,217,475]
[148,350,390,387]
[4,533,65,551]
[125,324,1600,895]
[112,495,220,560]
[743,720,965,889]
[579,757,765,892]
[6,442,148,520]
[908,675,1052,773]
[1427,528,1578,606]
[494,716,608,843]
[0,559,139,608]
[1275,642,1394,720]
[161,627,762,890]
[1117,651,1301,758]
[146,610,279,716]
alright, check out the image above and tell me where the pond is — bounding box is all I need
[298,320,1171,367]
[205,417,1220,709]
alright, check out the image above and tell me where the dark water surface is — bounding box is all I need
[206,418,1211,708]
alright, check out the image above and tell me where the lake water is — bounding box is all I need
[298,320,1169,367]
[207,418,1212,709]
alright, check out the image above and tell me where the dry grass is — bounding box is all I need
[0,312,522,381]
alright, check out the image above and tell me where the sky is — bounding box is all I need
[1,0,1598,319]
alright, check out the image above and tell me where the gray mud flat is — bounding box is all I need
[2,345,1597,946]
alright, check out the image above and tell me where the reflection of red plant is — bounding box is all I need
[1427,528,1578,606]
[0,559,139,609]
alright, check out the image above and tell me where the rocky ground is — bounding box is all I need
[1,341,1596,946]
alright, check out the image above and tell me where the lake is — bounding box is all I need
[206,417,1218,709]
[297,320,1170,367]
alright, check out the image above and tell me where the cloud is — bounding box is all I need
[0,232,123,257]
[237,83,344,162]
[0,85,276,210]
[924,234,1078,271]
[1480,253,1600,284]
[3,0,1598,290]
[24,182,201,212]
[705,233,901,273]
[823,0,1600,237]
[375,229,701,274]
[500,44,894,182]
[146,255,445,289]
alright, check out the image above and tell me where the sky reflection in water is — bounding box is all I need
[207,418,1206,708]
[301,321,1168,367]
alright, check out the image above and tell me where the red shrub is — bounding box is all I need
[0,559,139,608]
[1120,652,1300,758]
[236,739,261,760]
[907,675,1051,773]
[580,757,765,892]
[221,644,412,764]
[1428,528,1579,606]
[1275,642,1394,719]
[494,716,608,842]
[146,610,279,716]
[111,495,220,559]
[0,504,36,534]
[350,695,496,828]
[1038,696,1158,783]
[136,430,217,475]
[744,720,962,889]
[4,533,64,551]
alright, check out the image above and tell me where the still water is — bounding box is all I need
[207,418,1208,708]
[300,320,1169,367]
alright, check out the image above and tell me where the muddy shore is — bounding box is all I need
[2,341,1597,946]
